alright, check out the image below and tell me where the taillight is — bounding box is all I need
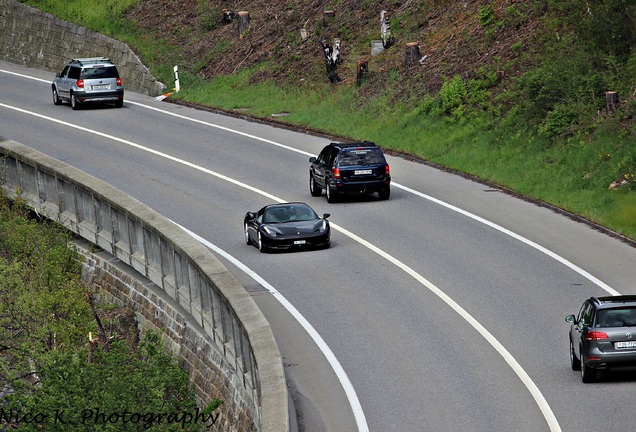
[384,164,390,176]
[116,77,122,86]
[586,331,608,340]
[76,79,84,88]
[334,167,341,179]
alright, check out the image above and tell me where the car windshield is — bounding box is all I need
[596,307,636,327]
[82,67,118,79]
[338,148,386,166]
[263,205,317,223]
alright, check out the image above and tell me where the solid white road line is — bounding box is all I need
[0,100,564,431]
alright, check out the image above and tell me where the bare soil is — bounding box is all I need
[125,0,546,99]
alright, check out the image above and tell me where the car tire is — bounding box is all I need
[310,174,322,197]
[570,339,581,371]
[378,188,390,200]
[114,99,124,108]
[257,231,267,253]
[580,351,596,383]
[70,93,80,110]
[52,88,62,105]
[326,182,337,203]
[244,223,252,245]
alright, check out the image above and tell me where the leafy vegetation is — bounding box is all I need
[17,0,636,241]
[0,196,221,431]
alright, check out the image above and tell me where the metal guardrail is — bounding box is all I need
[0,138,288,432]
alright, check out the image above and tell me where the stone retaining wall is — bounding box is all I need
[0,0,166,96]
[0,138,290,432]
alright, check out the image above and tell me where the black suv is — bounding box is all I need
[309,141,391,203]
[566,295,636,382]
[52,57,124,109]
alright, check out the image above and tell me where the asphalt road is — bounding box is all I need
[2,60,636,432]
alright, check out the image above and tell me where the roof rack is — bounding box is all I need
[330,141,378,147]
[70,57,113,65]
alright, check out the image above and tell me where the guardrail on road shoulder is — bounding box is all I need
[0,138,288,432]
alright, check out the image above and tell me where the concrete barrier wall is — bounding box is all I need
[0,0,166,96]
[0,138,289,432]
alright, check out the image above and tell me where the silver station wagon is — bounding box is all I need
[52,57,124,109]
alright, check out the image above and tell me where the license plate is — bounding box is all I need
[293,240,306,245]
[615,341,636,349]
[354,169,372,175]
[92,84,108,90]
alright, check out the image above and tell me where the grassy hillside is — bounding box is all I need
[20,0,636,241]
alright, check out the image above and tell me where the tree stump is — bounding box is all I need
[606,91,619,115]
[356,60,368,86]
[381,10,394,49]
[323,10,335,26]
[222,9,235,24]
[404,42,420,69]
[237,11,250,39]
[322,39,341,83]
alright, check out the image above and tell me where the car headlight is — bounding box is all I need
[317,220,328,232]
[262,226,277,237]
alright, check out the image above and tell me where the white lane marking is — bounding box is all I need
[125,100,618,297]
[0,67,621,295]
[180,225,368,432]
[0,100,561,431]
[0,101,368,432]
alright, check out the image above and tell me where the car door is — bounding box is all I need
[572,302,593,355]
[55,65,72,99]
[60,66,81,99]
[312,147,334,188]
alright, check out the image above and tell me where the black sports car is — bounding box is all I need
[244,202,331,252]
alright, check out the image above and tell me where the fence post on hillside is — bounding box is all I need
[173,65,180,92]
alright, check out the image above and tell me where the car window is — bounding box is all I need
[597,308,636,327]
[263,208,284,223]
[580,303,594,326]
[60,65,71,78]
[325,148,337,166]
[339,148,386,166]
[288,205,317,221]
[68,66,81,80]
[82,66,119,79]
[317,148,329,164]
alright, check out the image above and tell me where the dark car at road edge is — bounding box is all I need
[566,295,636,383]
[309,141,391,203]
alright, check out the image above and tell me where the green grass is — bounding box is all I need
[18,0,636,241]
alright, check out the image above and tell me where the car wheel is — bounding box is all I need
[378,188,390,200]
[257,231,267,253]
[580,351,596,383]
[114,99,124,108]
[326,183,337,203]
[569,339,581,371]
[52,88,62,105]
[70,93,80,110]
[310,174,322,197]
[244,223,252,245]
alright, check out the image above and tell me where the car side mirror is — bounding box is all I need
[245,212,256,220]
[323,213,330,219]
[55,72,61,77]
[565,314,576,323]
[309,157,317,163]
